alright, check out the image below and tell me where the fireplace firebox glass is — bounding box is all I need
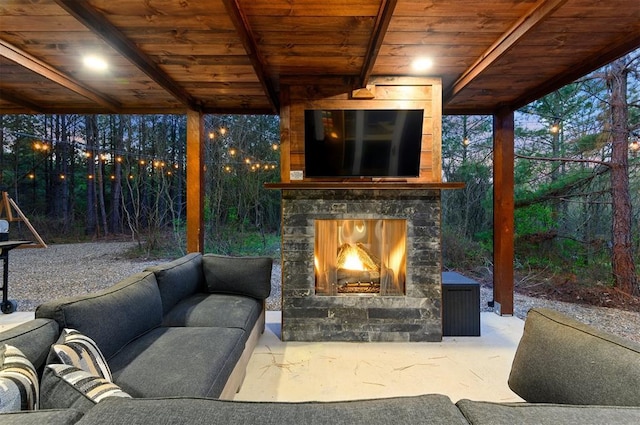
[314,219,406,295]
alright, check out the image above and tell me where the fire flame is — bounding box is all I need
[342,250,365,271]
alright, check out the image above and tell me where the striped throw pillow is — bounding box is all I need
[45,364,131,404]
[53,329,112,381]
[0,344,39,411]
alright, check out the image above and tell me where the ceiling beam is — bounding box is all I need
[54,0,201,112]
[359,0,398,88]
[511,33,640,110]
[445,0,568,104]
[0,90,45,113]
[0,40,121,113]
[222,0,279,113]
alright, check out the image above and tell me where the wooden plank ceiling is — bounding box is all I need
[0,0,638,115]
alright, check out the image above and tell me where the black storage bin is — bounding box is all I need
[442,272,480,336]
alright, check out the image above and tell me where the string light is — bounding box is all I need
[9,130,277,183]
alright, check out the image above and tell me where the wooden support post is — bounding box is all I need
[186,110,205,253]
[493,108,514,315]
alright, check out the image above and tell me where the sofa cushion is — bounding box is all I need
[145,253,204,314]
[40,365,131,413]
[36,271,163,360]
[108,327,245,398]
[75,394,470,425]
[0,318,59,372]
[0,409,84,425]
[456,399,640,425]
[52,329,112,381]
[202,254,272,300]
[508,308,640,406]
[162,293,262,332]
[0,345,39,411]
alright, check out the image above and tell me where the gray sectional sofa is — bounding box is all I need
[36,252,273,401]
[1,251,639,424]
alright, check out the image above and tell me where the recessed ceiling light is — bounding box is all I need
[412,57,433,73]
[83,55,108,71]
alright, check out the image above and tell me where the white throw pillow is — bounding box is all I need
[0,344,39,411]
[52,328,112,381]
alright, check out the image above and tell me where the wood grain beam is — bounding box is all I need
[0,40,121,113]
[359,0,398,88]
[445,0,568,104]
[222,0,279,113]
[493,107,515,316]
[511,33,640,109]
[186,110,205,253]
[0,90,44,113]
[54,0,201,112]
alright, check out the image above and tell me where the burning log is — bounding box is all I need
[337,269,380,286]
[336,243,380,272]
[334,242,383,291]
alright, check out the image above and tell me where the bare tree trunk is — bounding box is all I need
[608,58,638,295]
[85,115,98,236]
[96,147,108,236]
[110,116,123,233]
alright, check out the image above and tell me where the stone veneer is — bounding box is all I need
[281,188,442,342]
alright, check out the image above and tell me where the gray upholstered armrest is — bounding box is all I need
[202,254,273,300]
[508,308,640,407]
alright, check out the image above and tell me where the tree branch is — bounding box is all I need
[515,153,611,167]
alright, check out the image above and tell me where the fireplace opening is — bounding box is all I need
[314,219,406,295]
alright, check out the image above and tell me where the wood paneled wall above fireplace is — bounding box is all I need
[278,77,442,183]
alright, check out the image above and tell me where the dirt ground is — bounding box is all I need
[515,273,640,313]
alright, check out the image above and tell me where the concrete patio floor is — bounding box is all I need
[234,311,525,404]
[0,310,525,404]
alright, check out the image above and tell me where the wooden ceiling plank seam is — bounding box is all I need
[222,0,280,113]
[444,0,569,105]
[359,0,398,88]
[53,0,200,112]
[0,39,121,113]
[510,33,640,110]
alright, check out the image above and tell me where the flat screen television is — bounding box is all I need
[304,109,423,178]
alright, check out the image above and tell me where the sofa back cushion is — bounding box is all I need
[0,319,59,372]
[36,271,163,360]
[508,308,640,406]
[202,254,272,300]
[145,253,204,314]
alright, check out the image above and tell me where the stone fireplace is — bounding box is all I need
[280,187,442,342]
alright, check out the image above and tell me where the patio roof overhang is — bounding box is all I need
[1,0,639,316]
[0,0,638,116]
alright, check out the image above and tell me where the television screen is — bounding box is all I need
[304,109,423,178]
